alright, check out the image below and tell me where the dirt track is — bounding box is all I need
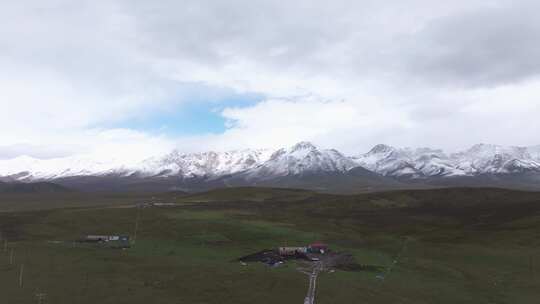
[303,262,323,304]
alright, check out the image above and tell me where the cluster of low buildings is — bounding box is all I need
[238,242,331,267]
[278,242,329,257]
[83,235,130,248]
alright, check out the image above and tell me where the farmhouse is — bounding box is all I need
[307,242,328,254]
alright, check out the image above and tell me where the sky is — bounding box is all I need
[1,0,540,160]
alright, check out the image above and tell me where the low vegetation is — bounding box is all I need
[0,187,539,303]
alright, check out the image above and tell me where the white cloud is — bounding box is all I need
[1,0,540,159]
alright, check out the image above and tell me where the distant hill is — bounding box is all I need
[0,181,73,193]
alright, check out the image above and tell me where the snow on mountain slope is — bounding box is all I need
[0,149,275,181]
[242,142,358,180]
[451,144,540,174]
[527,145,540,161]
[138,149,274,178]
[0,155,133,180]
[354,143,540,178]
[1,142,540,183]
[353,144,463,178]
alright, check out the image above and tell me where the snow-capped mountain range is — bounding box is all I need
[1,142,540,191]
[353,143,540,178]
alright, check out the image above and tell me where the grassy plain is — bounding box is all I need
[1,187,540,303]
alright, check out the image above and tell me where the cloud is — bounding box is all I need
[0,144,79,160]
[208,79,540,154]
[401,0,540,87]
[1,0,539,159]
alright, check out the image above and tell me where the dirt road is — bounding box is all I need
[304,262,323,304]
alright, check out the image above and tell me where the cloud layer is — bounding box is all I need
[1,0,540,159]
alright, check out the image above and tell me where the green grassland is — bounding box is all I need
[1,187,540,303]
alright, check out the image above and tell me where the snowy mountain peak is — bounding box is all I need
[367,144,395,155]
[244,142,357,180]
[268,142,320,163]
[289,141,318,152]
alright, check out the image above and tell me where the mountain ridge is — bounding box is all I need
[1,142,540,192]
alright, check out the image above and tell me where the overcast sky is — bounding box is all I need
[1,0,539,160]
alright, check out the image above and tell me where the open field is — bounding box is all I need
[1,187,540,303]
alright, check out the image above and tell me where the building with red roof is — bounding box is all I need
[308,242,328,254]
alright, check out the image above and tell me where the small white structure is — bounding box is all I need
[278,247,307,256]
